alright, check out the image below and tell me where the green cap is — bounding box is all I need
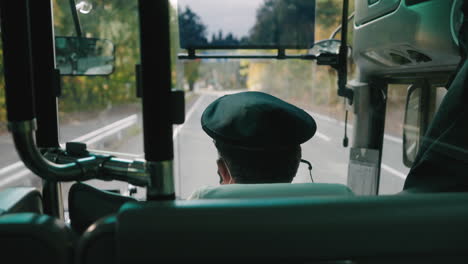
[201,91,316,149]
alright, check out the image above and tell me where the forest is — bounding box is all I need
[0,0,407,136]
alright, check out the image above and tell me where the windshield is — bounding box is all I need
[172,0,415,198]
[0,0,412,198]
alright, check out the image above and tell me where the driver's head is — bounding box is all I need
[201,91,316,184]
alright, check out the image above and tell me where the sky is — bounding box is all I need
[176,0,265,39]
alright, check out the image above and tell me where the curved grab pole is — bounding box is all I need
[10,119,150,185]
[9,120,99,182]
[0,0,96,182]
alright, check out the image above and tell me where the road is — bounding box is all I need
[0,91,409,201]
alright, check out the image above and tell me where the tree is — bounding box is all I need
[178,7,208,48]
[249,0,316,48]
[184,60,200,91]
[210,30,242,46]
[177,7,208,91]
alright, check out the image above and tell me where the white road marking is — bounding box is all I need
[71,114,138,143]
[384,134,403,144]
[308,110,346,126]
[307,110,404,144]
[84,119,137,145]
[173,94,205,140]
[0,169,31,187]
[381,163,407,179]
[315,132,331,142]
[0,161,23,176]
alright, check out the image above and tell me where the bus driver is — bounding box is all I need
[189,91,317,198]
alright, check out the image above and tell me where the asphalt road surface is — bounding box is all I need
[0,91,409,202]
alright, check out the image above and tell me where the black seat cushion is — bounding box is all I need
[69,182,136,234]
[0,213,74,264]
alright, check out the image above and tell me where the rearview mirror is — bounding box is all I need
[403,84,422,167]
[309,39,341,56]
[178,0,316,50]
[55,36,115,76]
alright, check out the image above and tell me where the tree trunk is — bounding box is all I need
[189,81,195,91]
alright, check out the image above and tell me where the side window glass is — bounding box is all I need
[380,84,447,194]
[434,87,448,111]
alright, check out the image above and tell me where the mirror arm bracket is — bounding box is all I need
[336,0,354,104]
[69,0,83,37]
[277,49,286,59]
[188,48,196,59]
[178,52,317,60]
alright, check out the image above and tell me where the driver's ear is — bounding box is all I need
[217,159,233,184]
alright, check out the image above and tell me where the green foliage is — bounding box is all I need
[53,0,140,113]
[247,0,355,111]
[0,46,4,130]
[316,0,341,30]
[249,0,316,47]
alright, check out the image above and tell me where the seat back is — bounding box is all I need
[69,183,136,234]
[190,182,353,199]
[77,216,117,264]
[78,193,468,264]
[0,213,74,264]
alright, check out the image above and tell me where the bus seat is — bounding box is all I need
[0,187,42,215]
[190,182,353,199]
[0,213,75,264]
[77,216,117,264]
[69,182,136,234]
[78,193,468,264]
